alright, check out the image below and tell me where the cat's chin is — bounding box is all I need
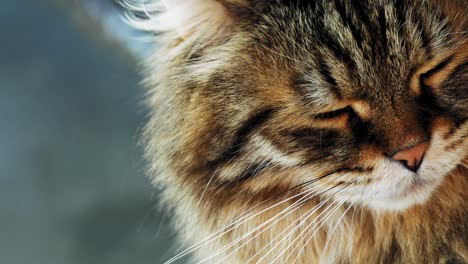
[364,192,432,211]
[362,178,439,212]
[348,155,456,212]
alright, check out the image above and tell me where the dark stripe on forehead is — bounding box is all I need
[315,24,345,61]
[318,59,342,99]
[414,14,434,57]
[396,1,440,59]
[378,6,388,57]
[349,0,373,30]
[393,0,407,37]
[333,0,364,50]
[393,0,412,57]
[349,0,375,58]
[206,108,278,169]
[348,0,390,60]
[313,14,359,80]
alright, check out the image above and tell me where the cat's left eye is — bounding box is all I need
[313,106,354,120]
[418,56,454,93]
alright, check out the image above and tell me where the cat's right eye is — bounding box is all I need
[312,106,354,120]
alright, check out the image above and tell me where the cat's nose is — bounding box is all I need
[391,142,429,172]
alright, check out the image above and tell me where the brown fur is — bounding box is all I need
[180,166,468,263]
[126,0,468,263]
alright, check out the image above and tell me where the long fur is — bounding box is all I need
[125,0,468,263]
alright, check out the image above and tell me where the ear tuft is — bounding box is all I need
[123,0,248,43]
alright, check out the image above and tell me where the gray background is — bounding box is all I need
[0,1,181,263]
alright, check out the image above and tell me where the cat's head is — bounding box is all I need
[133,0,467,211]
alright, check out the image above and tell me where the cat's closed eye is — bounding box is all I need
[312,106,354,120]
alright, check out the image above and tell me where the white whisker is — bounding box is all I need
[208,191,316,264]
[196,170,219,209]
[254,184,350,264]
[245,190,338,264]
[282,200,346,264]
[318,202,354,264]
[200,180,337,264]
[163,181,320,264]
[285,197,349,264]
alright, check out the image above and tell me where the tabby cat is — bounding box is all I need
[126,0,467,263]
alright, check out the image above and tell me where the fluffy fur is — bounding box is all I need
[125,0,467,263]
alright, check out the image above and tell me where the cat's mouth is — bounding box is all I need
[394,158,441,198]
[353,158,445,211]
[394,158,435,194]
[405,176,435,195]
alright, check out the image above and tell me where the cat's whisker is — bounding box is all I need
[231,167,347,224]
[199,172,352,263]
[278,199,348,264]
[318,202,354,264]
[164,176,326,264]
[348,204,359,264]
[198,194,314,263]
[196,168,220,209]
[243,187,344,264]
[168,169,346,264]
[129,0,468,261]
[199,180,341,264]
[208,191,317,264]
[252,184,351,264]
[196,153,268,208]
[283,196,351,264]
[163,187,313,264]
[230,175,314,221]
[350,194,362,263]
[170,181,326,264]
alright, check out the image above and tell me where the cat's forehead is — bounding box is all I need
[252,0,456,101]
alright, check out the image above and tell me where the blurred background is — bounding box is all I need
[0,0,180,263]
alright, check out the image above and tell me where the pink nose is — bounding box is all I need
[392,142,429,172]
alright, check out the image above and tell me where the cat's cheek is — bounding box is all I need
[420,120,468,181]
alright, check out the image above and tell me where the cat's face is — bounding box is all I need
[231,2,468,210]
[138,0,467,212]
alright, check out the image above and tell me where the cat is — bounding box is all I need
[125,0,467,263]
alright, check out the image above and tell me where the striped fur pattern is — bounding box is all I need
[125,0,468,263]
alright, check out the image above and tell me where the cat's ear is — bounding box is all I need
[126,0,251,42]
